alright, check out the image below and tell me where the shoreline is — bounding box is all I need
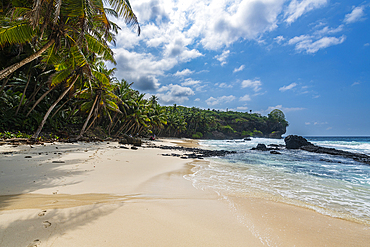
[0,139,369,246]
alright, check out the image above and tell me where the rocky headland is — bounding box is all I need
[252,135,370,165]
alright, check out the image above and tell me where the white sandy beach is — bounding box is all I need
[0,139,369,246]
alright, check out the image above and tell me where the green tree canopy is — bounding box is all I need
[268,109,289,127]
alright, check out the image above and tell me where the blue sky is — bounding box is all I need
[109,0,370,136]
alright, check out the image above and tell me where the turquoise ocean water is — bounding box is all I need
[185,137,370,225]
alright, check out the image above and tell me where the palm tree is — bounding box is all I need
[0,0,141,139]
[77,61,122,139]
[0,0,140,81]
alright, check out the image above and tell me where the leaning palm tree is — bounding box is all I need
[77,61,122,139]
[0,0,140,81]
[0,0,141,139]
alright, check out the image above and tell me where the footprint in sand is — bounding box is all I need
[27,239,41,247]
[42,221,52,228]
[38,210,47,216]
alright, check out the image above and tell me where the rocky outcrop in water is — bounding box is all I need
[284,135,312,149]
[154,145,236,158]
[284,135,370,165]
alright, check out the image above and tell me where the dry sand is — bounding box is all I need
[0,139,369,246]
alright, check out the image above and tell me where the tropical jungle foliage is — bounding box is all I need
[0,0,288,140]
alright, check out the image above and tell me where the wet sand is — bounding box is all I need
[0,139,369,246]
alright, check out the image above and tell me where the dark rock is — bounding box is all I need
[244,137,251,141]
[151,145,236,158]
[284,135,313,149]
[119,134,142,146]
[270,150,281,155]
[52,161,65,163]
[268,131,283,139]
[25,156,32,158]
[251,143,271,151]
[287,135,370,165]
[119,138,128,144]
[256,143,268,151]
[131,146,138,150]
[120,146,129,149]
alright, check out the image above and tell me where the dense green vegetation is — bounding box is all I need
[160,106,288,139]
[0,0,288,140]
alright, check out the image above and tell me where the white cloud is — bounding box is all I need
[111,0,347,91]
[233,65,245,73]
[218,82,233,88]
[314,25,344,36]
[174,69,194,77]
[181,78,201,86]
[194,84,207,92]
[274,35,285,44]
[241,79,262,92]
[305,122,311,125]
[289,35,346,53]
[194,98,200,102]
[279,82,297,92]
[237,106,249,111]
[285,0,328,24]
[215,50,230,66]
[288,34,311,45]
[314,121,328,125]
[156,84,195,104]
[239,94,251,101]
[344,6,366,24]
[351,81,360,86]
[265,105,305,114]
[206,95,236,106]
[195,0,285,49]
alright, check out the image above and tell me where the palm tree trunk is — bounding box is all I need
[0,39,55,81]
[77,94,99,140]
[26,85,55,117]
[84,114,98,134]
[50,91,80,119]
[15,74,32,115]
[115,120,131,137]
[22,81,45,113]
[0,76,11,95]
[124,123,135,135]
[110,118,121,135]
[32,75,79,140]
[108,112,119,136]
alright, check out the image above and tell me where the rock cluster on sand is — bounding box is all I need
[118,134,142,146]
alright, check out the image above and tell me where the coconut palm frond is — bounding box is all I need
[0,22,35,47]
